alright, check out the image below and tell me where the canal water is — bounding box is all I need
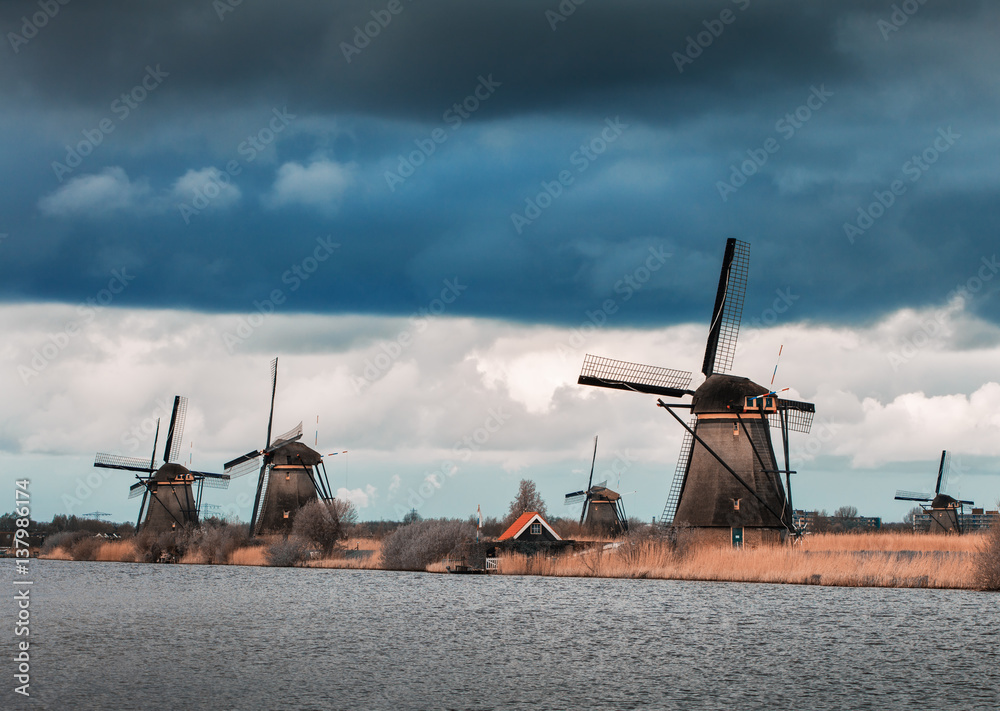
[5,560,999,710]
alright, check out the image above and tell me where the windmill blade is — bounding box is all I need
[95,452,156,473]
[192,470,229,481]
[578,354,694,398]
[586,435,598,491]
[266,356,278,448]
[564,491,587,505]
[934,450,949,495]
[659,418,697,525]
[768,399,816,434]
[195,475,231,491]
[162,396,188,464]
[128,480,152,499]
[225,454,263,478]
[595,480,608,489]
[702,238,750,377]
[894,490,933,502]
[265,422,303,452]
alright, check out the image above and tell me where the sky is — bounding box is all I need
[1,0,998,526]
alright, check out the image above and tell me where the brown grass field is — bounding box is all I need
[495,532,986,589]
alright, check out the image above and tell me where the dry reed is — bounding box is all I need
[228,546,268,566]
[94,540,136,562]
[496,533,984,589]
[306,538,384,570]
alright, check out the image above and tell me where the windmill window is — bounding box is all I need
[733,424,739,436]
[283,511,290,519]
[530,523,541,535]
[285,473,291,481]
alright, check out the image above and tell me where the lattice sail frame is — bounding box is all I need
[703,239,750,376]
[94,452,156,472]
[767,399,816,434]
[269,421,303,450]
[660,417,697,525]
[579,354,692,395]
[166,396,188,464]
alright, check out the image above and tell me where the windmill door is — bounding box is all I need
[731,527,744,548]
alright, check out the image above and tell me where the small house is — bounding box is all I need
[497,512,562,542]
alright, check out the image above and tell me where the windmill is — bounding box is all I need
[564,436,629,535]
[895,450,974,534]
[223,357,335,537]
[94,396,231,532]
[578,239,815,539]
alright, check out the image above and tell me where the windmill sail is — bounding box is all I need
[225,456,263,478]
[660,418,696,525]
[267,422,303,451]
[702,238,750,377]
[894,489,933,502]
[94,453,156,473]
[162,396,188,464]
[578,354,693,398]
[768,399,816,434]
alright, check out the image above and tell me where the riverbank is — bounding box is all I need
[38,530,999,590]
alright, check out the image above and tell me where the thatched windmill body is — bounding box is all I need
[564,436,629,535]
[224,358,335,536]
[895,450,974,533]
[94,396,230,532]
[578,239,815,538]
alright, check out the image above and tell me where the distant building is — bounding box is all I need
[793,510,881,532]
[913,508,998,532]
[498,512,562,542]
[792,510,815,530]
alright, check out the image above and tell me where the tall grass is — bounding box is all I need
[496,533,984,589]
[307,538,384,570]
[228,546,267,566]
[94,540,136,562]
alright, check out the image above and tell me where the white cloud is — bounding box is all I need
[38,167,150,216]
[1,294,998,524]
[337,485,377,509]
[171,168,242,209]
[264,158,355,210]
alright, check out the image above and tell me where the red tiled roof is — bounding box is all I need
[497,511,561,541]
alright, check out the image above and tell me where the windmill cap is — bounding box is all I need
[931,493,959,508]
[269,440,322,467]
[692,374,769,414]
[153,462,194,482]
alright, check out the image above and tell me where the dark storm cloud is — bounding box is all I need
[1,0,998,328]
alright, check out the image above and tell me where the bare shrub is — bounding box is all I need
[197,521,250,564]
[266,538,310,567]
[68,535,103,561]
[974,525,1000,591]
[380,519,475,571]
[133,527,194,563]
[42,530,87,554]
[291,499,352,554]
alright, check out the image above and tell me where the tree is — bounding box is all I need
[503,479,548,528]
[834,505,858,519]
[903,506,923,525]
